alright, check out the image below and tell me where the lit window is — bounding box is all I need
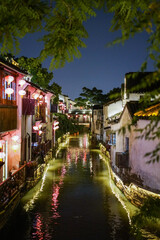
[1,73,16,104]
[109,133,116,145]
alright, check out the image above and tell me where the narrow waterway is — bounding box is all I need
[1,134,145,239]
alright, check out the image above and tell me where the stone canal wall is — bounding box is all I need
[99,143,160,208]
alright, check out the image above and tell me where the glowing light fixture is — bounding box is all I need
[18,90,26,97]
[53,126,59,131]
[5,75,14,85]
[19,79,26,87]
[0,140,4,149]
[38,130,43,135]
[33,126,39,131]
[0,152,5,160]
[33,93,39,99]
[12,135,19,142]
[12,144,19,151]
[5,88,14,97]
[39,94,43,99]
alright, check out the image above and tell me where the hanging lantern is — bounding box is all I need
[38,124,42,129]
[38,130,43,135]
[0,140,4,149]
[12,135,19,142]
[33,93,39,99]
[39,94,43,99]
[5,75,14,85]
[5,88,14,97]
[12,144,19,152]
[18,90,26,97]
[19,79,26,87]
[53,126,59,131]
[0,152,5,160]
[33,126,39,131]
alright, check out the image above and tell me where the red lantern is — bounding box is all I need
[5,75,14,85]
[18,90,26,97]
[18,79,26,87]
[5,88,14,97]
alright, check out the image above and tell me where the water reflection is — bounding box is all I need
[52,166,67,220]
[1,133,154,239]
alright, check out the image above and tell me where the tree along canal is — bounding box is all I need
[0,134,155,239]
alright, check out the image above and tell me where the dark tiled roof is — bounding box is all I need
[119,101,140,121]
[0,57,28,75]
[126,101,140,118]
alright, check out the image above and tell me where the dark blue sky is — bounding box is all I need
[18,10,154,100]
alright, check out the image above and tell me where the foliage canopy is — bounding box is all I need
[17,56,53,88]
[1,0,160,163]
[0,0,159,72]
[74,86,121,107]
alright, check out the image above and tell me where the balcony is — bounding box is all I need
[0,105,17,132]
[115,152,129,168]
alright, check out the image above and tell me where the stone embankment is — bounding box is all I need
[99,143,160,208]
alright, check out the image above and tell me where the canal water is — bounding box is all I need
[1,134,148,239]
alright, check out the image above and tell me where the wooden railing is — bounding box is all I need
[0,165,26,210]
[32,140,52,161]
[0,139,52,210]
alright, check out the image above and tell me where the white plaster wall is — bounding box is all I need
[116,108,131,153]
[108,100,123,118]
[110,122,120,166]
[122,93,144,107]
[103,105,108,142]
[59,94,65,102]
[130,120,160,190]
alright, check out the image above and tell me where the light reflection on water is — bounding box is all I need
[0,133,153,239]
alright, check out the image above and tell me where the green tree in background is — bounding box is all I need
[47,82,62,104]
[17,56,53,88]
[0,0,160,163]
[0,0,159,72]
[75,86,121,107]
[54,113,83,139]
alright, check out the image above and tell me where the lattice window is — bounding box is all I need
[0,71,16,105]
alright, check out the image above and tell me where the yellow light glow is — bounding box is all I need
[12,144,19,151]
[135,103,160,117]
[12,135,19,142]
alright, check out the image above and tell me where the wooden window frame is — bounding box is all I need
[0,69,17,106]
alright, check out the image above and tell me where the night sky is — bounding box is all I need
[18,10,154,100]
